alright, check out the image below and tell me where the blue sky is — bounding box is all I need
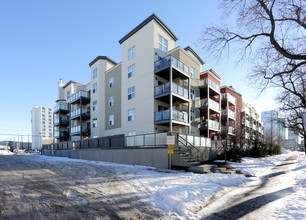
[0,0,276,141]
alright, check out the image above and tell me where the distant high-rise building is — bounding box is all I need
[288,129,300,144]
[261,110,278,143]
[277,118,287,140]
[31,106,54,149]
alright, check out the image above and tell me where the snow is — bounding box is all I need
[228,152,293,177]
[273,152,306,219]
[0,150,13,155]
[3,149,305,219]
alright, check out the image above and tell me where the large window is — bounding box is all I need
[191,88,195,101]
[93,100,97,111]
[128,46,135,60]
[109,76,114,88]
[190,67,195,79]
[109,96,114,107]
[128,108,135,121]
[93,68,97,79]
[191,110,195,122]
[128,86,135,100]
[93,118,97,128]
[128,64,135,78]
[158,35,168,53]
[93,83,97,93]
[127,131,136,136]
[67,91,70,99]
[109,115,114,126]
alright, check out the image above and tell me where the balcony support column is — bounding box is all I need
[170,67,173,133]
[80,97,82,141]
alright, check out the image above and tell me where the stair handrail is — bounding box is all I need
[176,133,200,162]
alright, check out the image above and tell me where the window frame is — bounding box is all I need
[93,68,97,79]
[93,100,97,111]
[128,64,135,78]
[93,82,97,93]
[158,35,168,53]
[93,118,97,128]
[190,67,195,79]
[191,88,195,101]
[109,115,114,126]
[128,46,135,60]
[109,76,114,88]
[109,96,114,107]
[128,86,135,100]
[128,108,136,122]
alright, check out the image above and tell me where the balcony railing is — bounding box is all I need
[200,78,220,92]
[155,55,189,75]
[54,104,69,113]
[228,126,235,134]
[172,83,188,99]
[200,98,220,112]
[54,116,69,125]
[222,109,235,119]
[54,130,69,139]
[70,90,90,103]
[154,82,189,99]
[70,125,90,135]
[155,109,188,123]
[201,119,220,130]
[221,93,236,105]
[70,108,90,119]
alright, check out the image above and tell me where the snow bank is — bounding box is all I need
[228,151,292,177]
[274,152,306,219]
[0,150,13,155]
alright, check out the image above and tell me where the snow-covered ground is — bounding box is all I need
[273,152,306,219]
[1,149,304,219]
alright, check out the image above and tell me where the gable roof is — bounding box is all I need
[119,13,178,44]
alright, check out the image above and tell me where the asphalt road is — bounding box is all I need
[198,153,299,220]
[0,154,162,220]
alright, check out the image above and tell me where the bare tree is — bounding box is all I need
[200,0,306,152]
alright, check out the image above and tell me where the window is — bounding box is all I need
[67,91,70,99]
[128,131,136,136]
[191,110,195,122]
[42,114,45,117]
[191,88,195,101]
[109,76,114,88]
[128,64,135,78]
[128,86,135,100]
[128,108,135,121]
[190,67,195,79]
[93,68,97,79]
[93,83,97,93]
[158,35,168,53]
[93,100,97,111]
[109,115,114,126]
[109,96,114,107]
[93,118,97,128]
[128,46,135,60]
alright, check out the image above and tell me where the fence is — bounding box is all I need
[126,132,168,147]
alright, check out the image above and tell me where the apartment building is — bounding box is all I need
[53,13,263,145]
[31,106,53,149]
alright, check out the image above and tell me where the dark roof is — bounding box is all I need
[184,46,204,65]
[89,56,117,67]
[119,13,178,44]
[63,80,84,89]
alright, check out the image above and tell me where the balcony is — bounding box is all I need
[154,55,189,80]
[200,119,220,131]
[154,109,189,126]
[222,126,235,135]
[54,104,69,114]
[154,82,189,103]
[54,116,69,126]
[199,98,220,113]
[221,109,235,120]
[221,93,236,105]
[71,125,91,136]
[70,90,90,105]
[253,124,257,130]
[200,78,220,94]
[70,108,90,120]
[54,130,69,140]
[242,118,250,127]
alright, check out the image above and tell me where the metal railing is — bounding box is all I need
[70,108,89,118]
[154,55,189,75]
[155,110,188,123]
[70,90,90,103]
[200,78,220,92]
[54,104,69,112]
[222,109,235,119]
[126,132,168,147]
[221,93,236,105]
[199,98,220,112]
[154,82,189,99]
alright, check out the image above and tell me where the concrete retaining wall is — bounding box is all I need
[42,147,168,169]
